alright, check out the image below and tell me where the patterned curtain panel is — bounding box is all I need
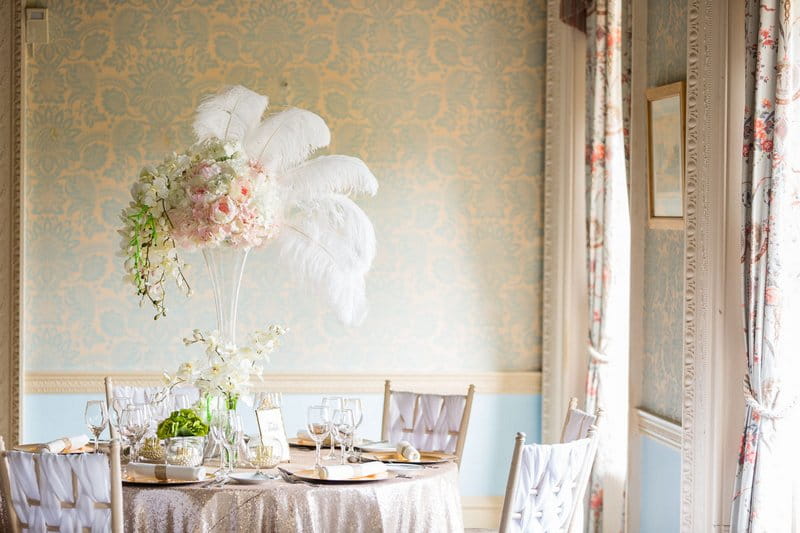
[731,1,800,530]
[584,0,630,531]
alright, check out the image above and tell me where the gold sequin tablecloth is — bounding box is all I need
[122,448,464,532]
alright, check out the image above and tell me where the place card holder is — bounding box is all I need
[255,407,290,462]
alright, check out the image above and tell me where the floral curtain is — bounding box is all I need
[731,1,800,531]
[584,0,630,531]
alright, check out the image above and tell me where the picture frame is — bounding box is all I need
[255,407,291,461]
[646,81,686,228]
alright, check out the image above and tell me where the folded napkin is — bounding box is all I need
[315,461,387,480]
[127,462,207,481]
[43,435,90,453]
[397,440,421,461]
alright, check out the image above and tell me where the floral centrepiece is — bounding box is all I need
[119,85,378,324]
[120,139,281,319]
[119,85,377,409]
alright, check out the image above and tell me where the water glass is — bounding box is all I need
[84,400,108,453]
[332,409,355,464]
[110,396,131,435]
[343,398,363,453]
[306,405,331,469]
[119,405,148,461]
[321,397,342,459]
[211,411,243,476]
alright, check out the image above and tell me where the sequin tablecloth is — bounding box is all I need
[122,448,464,532]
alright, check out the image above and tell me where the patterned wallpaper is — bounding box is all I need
[24,0,546,373]
[641,0,686,421]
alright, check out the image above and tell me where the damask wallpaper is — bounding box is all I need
[24,0,546,373]
[642,0,686,422]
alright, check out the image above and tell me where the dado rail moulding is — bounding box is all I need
[25,371,542,395]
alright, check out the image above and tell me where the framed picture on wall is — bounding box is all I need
[646,81,685,228]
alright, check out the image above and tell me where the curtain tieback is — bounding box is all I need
[588,344,609,364]
[742,374,799,419]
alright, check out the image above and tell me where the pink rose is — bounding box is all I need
[210,196,238,225]
[229,179,252,203]
[196,162,221,180]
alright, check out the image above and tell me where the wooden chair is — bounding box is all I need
[0,436,124,533]
[380,380,475,464]
[560,397,598,443]
[498,407,602,533]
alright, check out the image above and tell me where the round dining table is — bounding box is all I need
[122,447,464,532]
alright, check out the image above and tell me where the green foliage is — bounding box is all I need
[156,408,210,439]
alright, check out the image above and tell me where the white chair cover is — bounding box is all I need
[561,408,596,443]
[113,385,200,422]
[5,451,112,532]
[387,391,466,453]
[508,439,592,533]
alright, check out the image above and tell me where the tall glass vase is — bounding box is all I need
[201,247,248,466]
[202,247,249,353]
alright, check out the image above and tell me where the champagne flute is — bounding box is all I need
[306,405,331,469]
[332,409,355,465]
[85,400,108,453]
[321,396,342,459]
[343,398,363,455]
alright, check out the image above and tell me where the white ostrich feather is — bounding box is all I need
[284,155,378,203]
[244,107,331,175]
[193,85,268,143]
[279,194,376,325]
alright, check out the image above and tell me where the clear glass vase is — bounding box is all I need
[201,247,248,462]
[202,247,249,352]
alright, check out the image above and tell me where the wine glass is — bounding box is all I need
[332,409,355,465]
[211,411,243,477]
[119,405,148,462]
[321,396,342,459]
[343,398,363,455]
[84,400,108,453]
[110,396,131,435]
[306,405,331,469]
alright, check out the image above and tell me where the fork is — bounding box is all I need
[276,467,313,486]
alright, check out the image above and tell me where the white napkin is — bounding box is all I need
[43,435,90,453]
[315,461,387,480]
[397,440,421,461]
[127,462,207,481]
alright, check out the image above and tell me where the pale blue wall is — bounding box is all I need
[639,436,681,533]
[24,392,540,497]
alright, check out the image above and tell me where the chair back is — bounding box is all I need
[0,436,124,533]
[499,411,601,533]
[380,380,475,464]
[560,397,597,443]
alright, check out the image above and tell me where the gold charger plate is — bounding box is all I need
[122,473,214,486]
[361,451,456,465]
[288,437,332,448]
[290,468,393,484]
[14,443,95,454]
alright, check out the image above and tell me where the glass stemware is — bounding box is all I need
[173,393,192,411]
[84,400,108,453]
[343,398,363,455]
[211,411,243,478]
[306,405,331,469]
[332,409,355,465]
[110,396,131,436]
[321,396,342,459]
[119,405,148,462]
